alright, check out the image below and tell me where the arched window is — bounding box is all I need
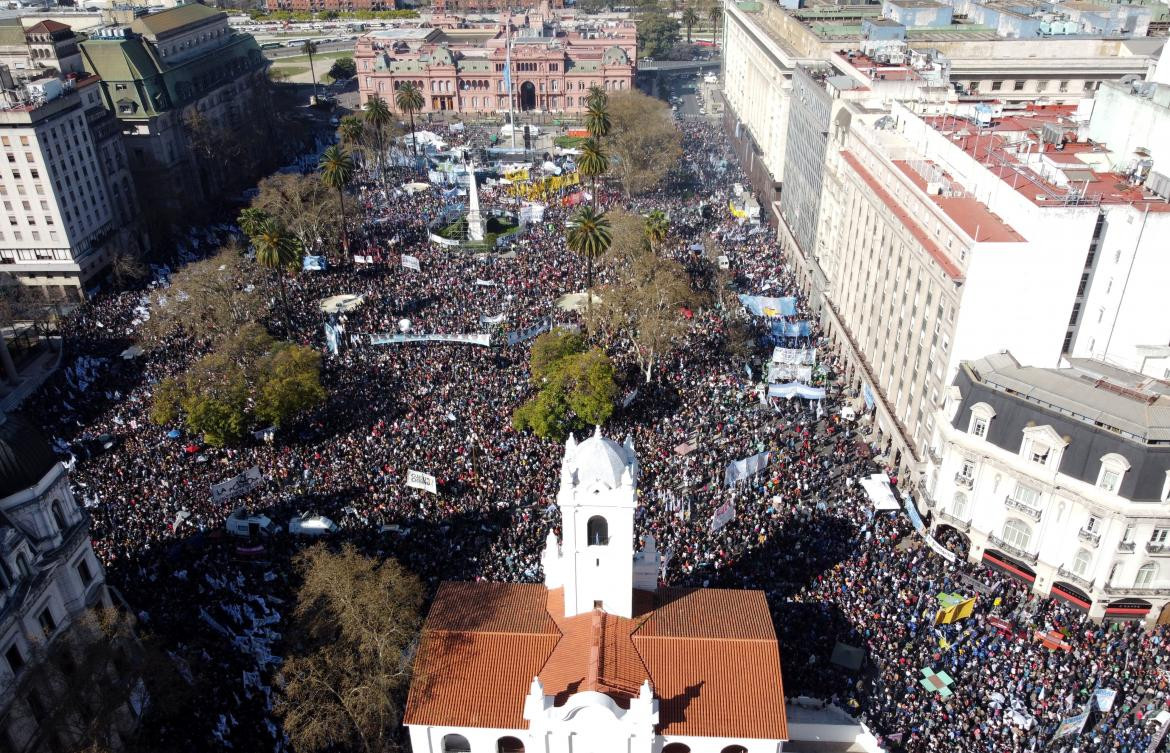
[50,501,66,532]
[497,737,524,753]
[587,516,609,546]
[951,492,968,519]
[1071,549,1092,577]
[443,735,471,753]
[968,402,995,438]
[1097,453,1131,494]
[1136,562,1158,589]
[663,745,691,753]
[1001,519,1032,551]
[720,746,748,753]
[15,553,30,579]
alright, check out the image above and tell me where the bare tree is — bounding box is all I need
[252,173,344,256]
[606,90,683,196]
[277,544,424,753]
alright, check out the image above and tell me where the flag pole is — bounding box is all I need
[506,14,516,150]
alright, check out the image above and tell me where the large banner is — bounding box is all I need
[302,255,326,272]
[406,469,438,494]
[772,347,817,365]
[1053,706,1090,739]
[771,320,812,338]
[767,382,827,400]
[211,467,264,504]
[480,312,507,326]
[739,294,797,318]
[370,333,492,347]
[1094,688,1117,713]
[401,254,421,271]
[709,499,736,533]
[506,318,552,346]
[519,202,546,224]
[724,450,771,487]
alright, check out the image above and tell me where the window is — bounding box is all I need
[1058,80,1069,93]
[1030,443,1050,465]
[587,516,608,546]
[498,737,525,753]
[971,418,988,438]
[1097,454,1130,493]
[442,735,471,753]
[51,501,66,531]
[959,459,975,479]
[1013,483,1040,508]
[990,80,1003,91]
[77,557,93,586]
[1085,515,1101,533]
[1072,549,1092,577]
[1013,80,1026,91]
[951,492,968,518]
[1152,528,1169,545]
[1002,519,1032,550]
[1135,562,1158,588]
[721,746,748,753]
[5,643,24,674]
[15,553,30,579]
[39,606,57,636]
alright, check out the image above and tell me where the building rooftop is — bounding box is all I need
[131,3,224,39]
[893,160,1026,242]
[405,582,787,739]
[966,352,1170,443]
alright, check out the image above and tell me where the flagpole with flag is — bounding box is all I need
[505,15,516,150]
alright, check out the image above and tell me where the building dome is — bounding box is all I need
[0,414,60,499]
[603,45,629,66]
[567,427,633,490]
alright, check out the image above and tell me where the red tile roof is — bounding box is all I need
[404,583,788,741]
[26,20,71,33]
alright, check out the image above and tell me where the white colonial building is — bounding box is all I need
[926,352,1170,625]
[404,427,788,753]
[0,412,113,751]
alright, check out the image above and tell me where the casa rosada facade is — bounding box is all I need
[354,20,637,115]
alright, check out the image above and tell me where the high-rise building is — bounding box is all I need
[0,73,138,298]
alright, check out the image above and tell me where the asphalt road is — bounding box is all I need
[262,41,356,60]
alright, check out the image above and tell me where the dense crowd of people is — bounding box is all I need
[17,108,1170,753]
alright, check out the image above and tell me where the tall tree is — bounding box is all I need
[566,206,612,319]
[364,95,392,180]
[576,138,609,210]
[252,173,343,257]
[682,5,699,43]
[645,209,669,250]
[606,90,683,196]
[302,40,320,102]
[394,82,425,159]
[278,544,423,753]
[237,206,269,240]
[250,217,302,330]
[587,84,608,111]
[319,145,356,257]
[707,0,721,43]
[585,99,611,142]
[512,331,619,440]
[337,114,366,165]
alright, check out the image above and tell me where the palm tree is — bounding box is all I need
[252,217,302,331]
[363,95,391,179]
[237,207,269,240]
[319,145,355,258]
[337,114,366,166]
[394,82,425,159]
[585,100,611,142]
[302,40,320,103]
[566,206,612,319]
[682,5,699,43]
[645,209,669,250]
[576,138,609,210]
[707,1,721,43]
[587,84,608,111]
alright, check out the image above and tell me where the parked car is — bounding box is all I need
[225,508,278,538]
[289,513,338,536]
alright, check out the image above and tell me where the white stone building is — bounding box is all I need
[926,352,1170,625]
[0,413,113,751]
[403,428,788,753]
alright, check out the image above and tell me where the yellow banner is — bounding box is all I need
[507,171,581,201]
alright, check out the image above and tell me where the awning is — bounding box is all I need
[983,550,1036,584]
[859,473,900,511]
[1104,599,1151,620]
[1051,582,1092,612]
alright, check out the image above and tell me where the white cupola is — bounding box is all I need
[544,426,640,618]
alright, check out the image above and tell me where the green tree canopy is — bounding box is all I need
[328,56,357,80]
[513,331,619,440]
[636,13,680,58]
[150,324,325,445]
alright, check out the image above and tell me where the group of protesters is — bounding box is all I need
[15,111,1170,753]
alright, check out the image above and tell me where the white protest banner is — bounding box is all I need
[923,533,957,563]
[353,254,375,264]
[210,467,265,504]
[506,318,552,346]
[1053,706,1089,739]
[406,469,438,494]
[370,333,492,347]
[621,388,639,408]
[474,278,497,287]
[1094,688,1117,713]
[401,254,421,271]
[709,499,736,533]
[480,312,507,326]
[723,450,771,486]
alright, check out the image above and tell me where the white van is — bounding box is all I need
[226,508,277,538]
[289,513,338,536]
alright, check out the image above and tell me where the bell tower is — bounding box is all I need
[542,426,641,618]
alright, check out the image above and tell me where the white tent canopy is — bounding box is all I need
[859,473,900,511]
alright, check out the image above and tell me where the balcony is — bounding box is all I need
[1147,541,1169,555]
[1118,541,1136,553]
[1004,495,1042,522]
[1056,567,1093,590]
[987,534,1038,564]
[1078,527,1101,548]
[927,447,943,464]
[937,511,970,532]
[1103,585,1170,597]
[954,473,974,490]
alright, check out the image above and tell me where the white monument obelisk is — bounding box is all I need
[466,159,486,242]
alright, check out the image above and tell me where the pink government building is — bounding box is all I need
[354,10,637,115]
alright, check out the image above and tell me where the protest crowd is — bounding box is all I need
[16,113,1170,753]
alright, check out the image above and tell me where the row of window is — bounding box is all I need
[439,736,747,753]
[964,79,1097,94]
